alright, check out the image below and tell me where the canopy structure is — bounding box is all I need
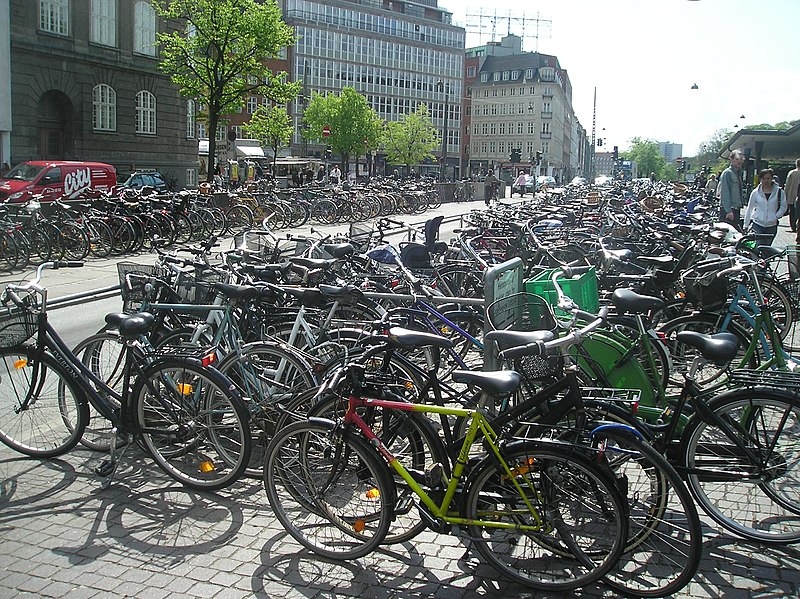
[722,123,800,162]
[234,141,266,159]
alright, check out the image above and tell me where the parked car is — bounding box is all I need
[594,175,613,185]
[536,175,556,188]
[0,160,117,203]
[119,170,169,192]
[569,176,588,186]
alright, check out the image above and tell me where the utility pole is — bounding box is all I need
[590,87,596,183]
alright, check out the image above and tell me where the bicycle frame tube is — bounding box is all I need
[343,394,547,531]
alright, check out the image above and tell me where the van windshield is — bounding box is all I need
[4,164,45,182]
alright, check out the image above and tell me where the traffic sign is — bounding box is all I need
[322,126,331,138]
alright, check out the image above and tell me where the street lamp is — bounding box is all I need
[437,80,449,182]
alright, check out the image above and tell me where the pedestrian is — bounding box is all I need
[317,165,325,182]
[484,169,498,206]
[704,173,717,200]
[784,159,800,234]
[0,162,10,177]
[743,168,786,246]
[513,171,528,197]
[330,165,341,185]
[719,149,745,228]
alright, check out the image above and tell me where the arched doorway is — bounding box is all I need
[37,91,74,160]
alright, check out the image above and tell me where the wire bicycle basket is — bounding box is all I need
[0,291,39,348]
[487,292,562,379]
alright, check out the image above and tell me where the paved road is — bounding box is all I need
[2,198,800,598]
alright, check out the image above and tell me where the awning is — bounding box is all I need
[722,123,800,161]
[235,143,266,158]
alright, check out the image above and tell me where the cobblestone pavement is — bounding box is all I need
[2,441,800,599]
[3,213,800,598]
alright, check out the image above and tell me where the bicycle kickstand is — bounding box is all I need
[95,427,132,489]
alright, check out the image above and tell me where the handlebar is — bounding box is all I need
[2,261,84,305]
[500,305,610,360]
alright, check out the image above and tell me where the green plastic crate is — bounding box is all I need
[524,267,600,315]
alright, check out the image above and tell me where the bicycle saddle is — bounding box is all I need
[611,288,665,315]
[451,370,521,397]
[386,326,454,350]
[104,312,155,338]
[675,331,740,365]
[322,243,355,258]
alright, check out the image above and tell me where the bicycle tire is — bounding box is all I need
[216,342,317,478]
[20,226,53,265]
[133,357,251,490]
[464,439,627,592]
[85,218,115,258]
[70,331,126,452]
[224,205,254,234]
[171,213,194,245]
[658,312,756,387]
[594,427,703,598]
[109,218,136,256]
[264,418,394,560]
[679,387,800,543]
[307,391,450,544]
[0,346,88,457]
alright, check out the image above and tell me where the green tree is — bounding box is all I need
[303,87,383,174]
[155,0,299,181]
[622,137,669,180]
[694,128,732,175]
[382,104,439,175]
[243,105,292,174]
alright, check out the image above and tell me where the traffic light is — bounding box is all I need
[535,150,542,163]
[510,148,521,163]
[325,145,332,159]
[597,138,603,147]
[613,145,619,163]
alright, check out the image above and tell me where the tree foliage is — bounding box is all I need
[382,104,439,173]
[243,105,292,174]
[302,87,383,172]
[694,128,731,175]
[155,0,299,181]
[622,138,669,180]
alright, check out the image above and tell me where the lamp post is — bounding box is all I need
[437,80,449,182]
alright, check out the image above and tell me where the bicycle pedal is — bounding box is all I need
[94,459,117,478]
[394,494,415,516]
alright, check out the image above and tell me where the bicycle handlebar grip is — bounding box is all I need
[560,265,593,278]
[54,261,84,269]
[4,289,23,307]
[500,340,545,360]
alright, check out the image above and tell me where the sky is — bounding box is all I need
[441,0,800,156]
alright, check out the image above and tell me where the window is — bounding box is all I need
[498,123,506,135]
[186,100,196,138]
[498,141,505,154]
[543,101,551,113]
[467,66,476,78]
[541,122,551,134]
[134,1,156,56]
[135,90,156,134]
[40,0,69,35]
[511,70,520,80]
[492,72,501,82]
[473,123,479,135]
[246,96,259,114]
[527,122,535,135]
[481,123,488,135]
[216,126,226,141]
[517,122,523,135]
[186,169,197,187]
[525,68,534,79]
[480,73,488,82]
[40,168,63,186]
[91,0,116,46]
[92,84,116,131]
[502,71,510,81]
[197,123,207,139]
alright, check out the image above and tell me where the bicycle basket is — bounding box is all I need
[487,292,562,379]
[0,292,39,348]
[683,269,728,310]
[349,222,373,249]
[117,262,158,313]
[175,268,226,307]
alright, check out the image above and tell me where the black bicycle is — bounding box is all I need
[0,261,251,490]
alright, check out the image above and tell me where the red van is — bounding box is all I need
[0,161,117,203]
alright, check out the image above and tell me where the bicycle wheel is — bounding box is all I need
[134,358,251,490]
[70,332,125,452]
[594,427,703,598]
[0,347,88,457]
[679,387,800,543]
[58,222,90,260]
[85,218,114,258]
[171,213,194,245]
[463,440,627,592]
[0,231,21,271]
[307,392,450,544]
[264,419,394,560]
[224,205,254,233]
[659,312,755,387]
[20,226,53,265]
[215,342,317,478]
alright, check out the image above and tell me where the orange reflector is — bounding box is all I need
[354,519,366,533]
[13,359,27,369]
[177,383,194,395]
[404,381,414,390]
[365,488,380,499]
[198,461,215,473]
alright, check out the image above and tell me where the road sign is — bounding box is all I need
[322,126,331,138]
